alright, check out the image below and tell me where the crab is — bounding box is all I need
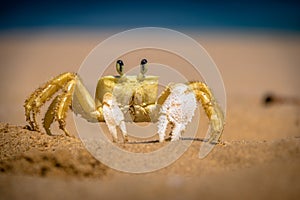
[24,59,224,144]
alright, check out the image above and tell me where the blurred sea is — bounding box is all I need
[0,0,299,32]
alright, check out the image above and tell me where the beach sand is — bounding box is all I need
[0,30,299,199]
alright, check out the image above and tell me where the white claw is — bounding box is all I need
[170,123,186,141]
[158,114,168,142]
[103,93,127,142]
[158,83,197,141]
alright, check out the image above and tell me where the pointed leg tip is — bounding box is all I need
[123,135,129,143]
[62,129,71,137]
[159,137,165,143]
[112,138,118,143]
[24,124,33,131]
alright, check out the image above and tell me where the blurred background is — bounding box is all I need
[0,0,299,31]
[0,0,299,140]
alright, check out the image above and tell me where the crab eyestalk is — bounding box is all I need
[138,58,148,81]
[116,60,125,77]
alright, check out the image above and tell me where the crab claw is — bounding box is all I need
[102,93,128,142]
[157,83,197,142]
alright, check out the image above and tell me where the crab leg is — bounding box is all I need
[72,77,104,122]
[24,72,76,131]
[43,80,76,136]
[188,82,225,144]
[25,72,105,135]
[43,76,107,136]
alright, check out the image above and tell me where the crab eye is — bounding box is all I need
[141,59,147,65]
[116,60,124,75]
[140,59,148,75]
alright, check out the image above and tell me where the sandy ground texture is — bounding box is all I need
[0,29,300,199]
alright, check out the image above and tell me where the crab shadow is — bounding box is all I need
[127,137,217,144]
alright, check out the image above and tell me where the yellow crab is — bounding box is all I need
[24,59,224,144]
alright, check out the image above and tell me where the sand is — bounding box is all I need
[0,29,299,199]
